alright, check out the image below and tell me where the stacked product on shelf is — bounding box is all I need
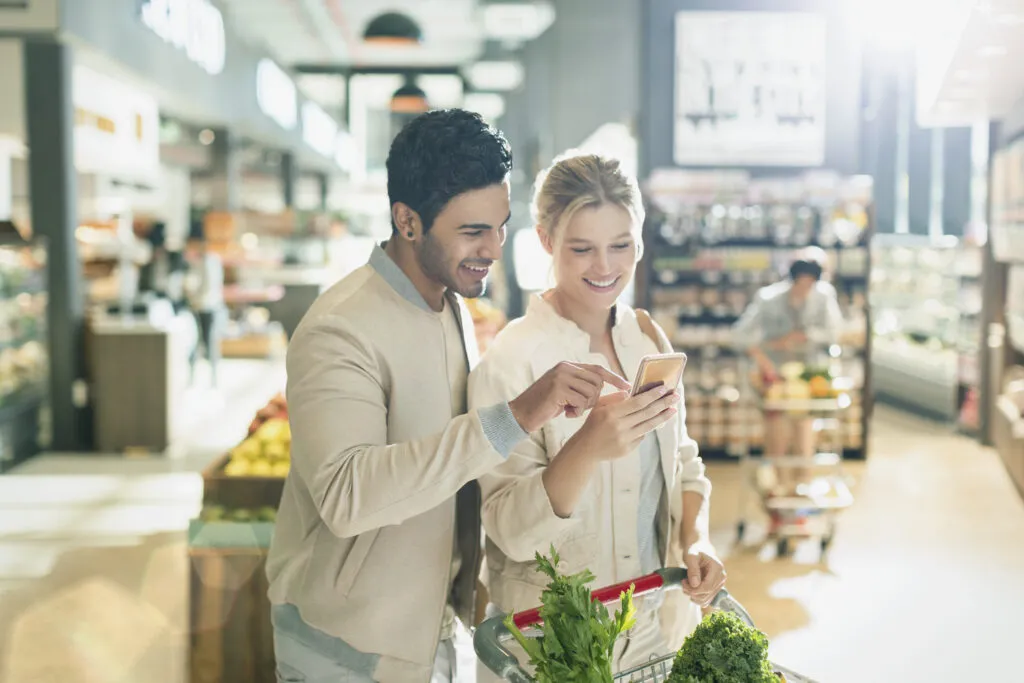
[869,234,982,427]
[639,169,873,458]
[189,393,289,683]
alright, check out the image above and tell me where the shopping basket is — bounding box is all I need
[474,567,816,682]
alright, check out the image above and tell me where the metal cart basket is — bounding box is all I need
[474,567,816,682]
[735,393,855,557]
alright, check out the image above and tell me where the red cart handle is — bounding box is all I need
[511,568,684,630]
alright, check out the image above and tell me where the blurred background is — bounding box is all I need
[0,1,1023,682]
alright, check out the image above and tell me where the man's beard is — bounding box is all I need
[417,232,487,299]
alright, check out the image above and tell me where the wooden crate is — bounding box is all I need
[189,546,275,683]
[201,454,286,510]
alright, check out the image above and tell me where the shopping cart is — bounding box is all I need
[474,567,816,682]
[735,392,855,558]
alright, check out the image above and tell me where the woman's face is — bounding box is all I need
[547,203,638,314]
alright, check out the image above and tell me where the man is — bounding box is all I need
[732,247,844,486]
[267,110,672,683]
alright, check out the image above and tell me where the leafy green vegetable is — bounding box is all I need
[503,546,636,683]
[668,611,778,683]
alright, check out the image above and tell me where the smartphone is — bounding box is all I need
[630,353,688,396]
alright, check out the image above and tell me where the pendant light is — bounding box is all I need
[363,12,423,46]
[391,78,430,114]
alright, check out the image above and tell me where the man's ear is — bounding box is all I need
[536,225,554,255]
[392,202,422,241]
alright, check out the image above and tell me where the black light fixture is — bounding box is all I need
[391,78,430,114]
[363,12,423,46]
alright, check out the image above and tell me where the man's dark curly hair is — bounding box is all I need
[386,109,513,233]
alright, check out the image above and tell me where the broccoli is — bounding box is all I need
[667,611,779,683]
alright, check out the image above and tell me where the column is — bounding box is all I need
[280,151,296,209]
[317,172,329,211]
[208,128,241,212]
[23,39,89,451]
[0,146,11,221]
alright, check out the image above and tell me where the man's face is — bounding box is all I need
[416,181,510,299]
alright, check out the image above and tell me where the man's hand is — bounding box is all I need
[508,362,631,434]
[682,548,727,608]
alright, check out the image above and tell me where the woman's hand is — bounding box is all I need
[682,547,727,607]
[570,386,680,462]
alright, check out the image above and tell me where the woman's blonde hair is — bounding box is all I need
[531,152,645,250]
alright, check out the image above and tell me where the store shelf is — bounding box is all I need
[641,171,872,458]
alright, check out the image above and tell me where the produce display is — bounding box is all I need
[200,504,278,523]
[223,394,291,478]
[764,362,843,401]
[504,548,636,683]
[668,611,782,683]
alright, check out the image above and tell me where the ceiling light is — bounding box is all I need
[363,12,423,46]
[391,80,430,114]
[978,45,1008,57]
[464,61,524,91]
[481,2,555,44]
[463,93,506,122]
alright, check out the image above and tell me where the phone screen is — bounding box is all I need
[630,353,688,396]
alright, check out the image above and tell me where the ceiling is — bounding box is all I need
[221,0,488,72]
[917,0,1024,127]
[218,0,551,116]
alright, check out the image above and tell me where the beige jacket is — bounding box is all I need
[468,297,710,645]
[267,245,526,682]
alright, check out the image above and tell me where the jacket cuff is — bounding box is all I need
[478,402,528,459]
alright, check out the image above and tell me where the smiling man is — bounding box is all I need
[267,110,629,683]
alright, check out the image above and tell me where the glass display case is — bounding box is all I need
[870,234,982,425]
[0,237,50,472]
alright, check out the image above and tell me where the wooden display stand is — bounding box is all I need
[189,455,285,683]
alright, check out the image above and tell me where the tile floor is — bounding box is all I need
[0,361,1022,683]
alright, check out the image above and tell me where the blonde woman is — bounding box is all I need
[469,153,725,677]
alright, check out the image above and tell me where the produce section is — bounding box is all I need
[189,393,289,683]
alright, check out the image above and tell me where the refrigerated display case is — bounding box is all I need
[869,234,982,426]
[0,237,50,472]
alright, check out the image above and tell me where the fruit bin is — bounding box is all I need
[189,545,275,683]
[201,453,286,510]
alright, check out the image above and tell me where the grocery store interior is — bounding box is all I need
[2,1,1024,682]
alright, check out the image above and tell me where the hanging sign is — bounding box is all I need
[140,0,226,76]
[302,102,339,158]
[72,65,160,177]
[257,59,298,131]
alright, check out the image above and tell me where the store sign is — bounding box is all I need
[72,66,160,177]
[301,102,338,158]
[140,0,226,76]
[257,59,298,131]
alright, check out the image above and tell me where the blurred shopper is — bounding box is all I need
[185,238,225,388]
[732,247,844,489]
[469,152,724,679]
[266,112,641,683]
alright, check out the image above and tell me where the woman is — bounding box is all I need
[469,152,725,676]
